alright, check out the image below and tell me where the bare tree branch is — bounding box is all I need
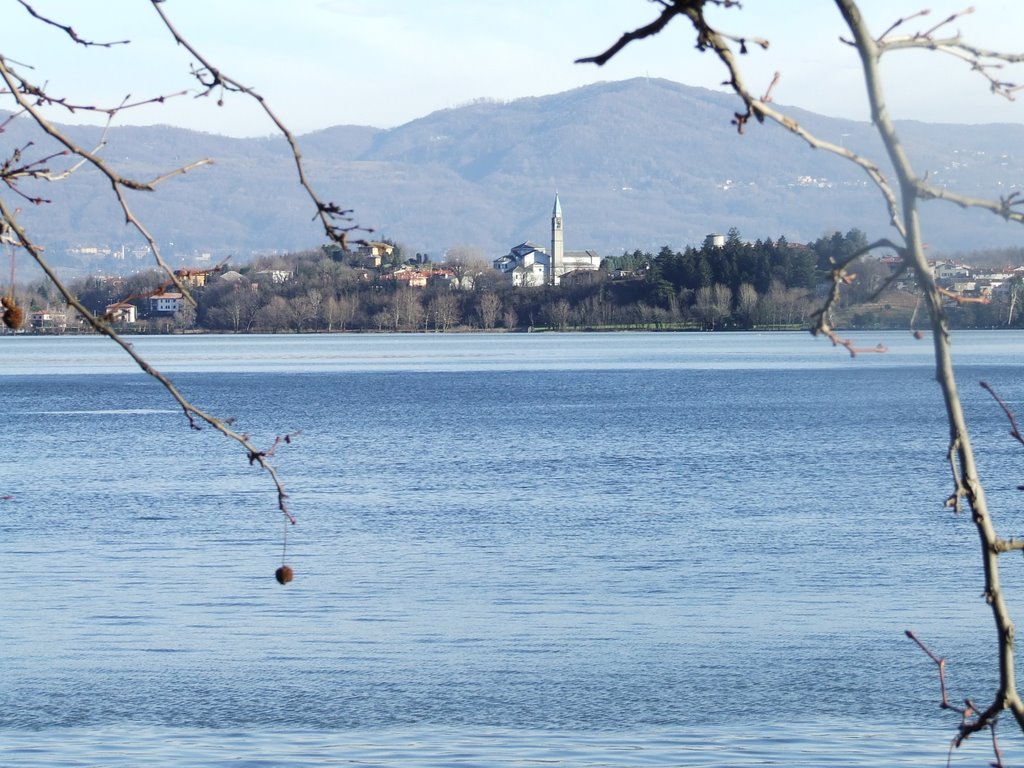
[836,0,1024,740]
[582,0,1024,757]
[0,56,206,303]
[577,2,905,238]
[0,3,334,577]
[0,197,295,527]
[981,381,1024,446]
[575,2,692,67]
[147,0,369,249]
[878,34,1024,101]
[14,0,130,48]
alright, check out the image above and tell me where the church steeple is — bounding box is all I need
[550,192,564,285]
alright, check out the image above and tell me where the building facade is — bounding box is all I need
[494,194,601,286]
[147,292,183,315]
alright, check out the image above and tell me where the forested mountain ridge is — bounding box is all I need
[6,77,1024,273]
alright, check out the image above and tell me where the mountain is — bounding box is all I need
[5,78,1024,273]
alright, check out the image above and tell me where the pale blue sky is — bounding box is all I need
[5,0,1024,137]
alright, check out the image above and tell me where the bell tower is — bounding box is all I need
[550,192,564,285]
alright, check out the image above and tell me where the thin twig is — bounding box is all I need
[148,0,369,248]
[581,1,1024,757]
[981,381,1024,446]
[14,0,130,48]
[0,198,295,526]
[0,56,205,303]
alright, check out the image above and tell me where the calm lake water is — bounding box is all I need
[4,331,1024,766]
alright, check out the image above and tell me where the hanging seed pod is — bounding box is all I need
[275,565,294,585]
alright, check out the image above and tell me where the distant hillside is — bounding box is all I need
[5,78,1024,274]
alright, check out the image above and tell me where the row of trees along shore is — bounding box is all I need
[30,226,1024,333]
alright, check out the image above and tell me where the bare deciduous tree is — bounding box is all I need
[544,297,572,331]
[501,306,519,330]
[1,1,371,580]
[444,245,491,289]
[428,292,461,331]
[477,291,502,330]
[582,0,1024,758]
[325,293,360,332]
[736,282,759,329]
[693,283,732,330]
[395,288,426,331]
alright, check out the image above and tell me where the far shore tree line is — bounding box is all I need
[14,227,1024,334]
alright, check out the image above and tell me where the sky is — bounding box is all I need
[4,0,1024,138]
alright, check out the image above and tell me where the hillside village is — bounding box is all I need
[18,209,1024,334]
[22,252,1024,335]
[7,78,1024,336]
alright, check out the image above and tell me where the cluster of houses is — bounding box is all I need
[26,265,289,331]
[20,194,1024,331]
[929,259,1024,300]
[101,266,220,325]
[346,194,604,289]
[31,289,187,330]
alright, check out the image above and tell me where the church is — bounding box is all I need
[492,194,602,286]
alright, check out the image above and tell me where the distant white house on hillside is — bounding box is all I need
[31,308,68,330]
[493,241,549,287]
[255,269,293,284]
[356,241,396,268]
[493,194,601,286]
[147,292,182,315]
[930,259,971,280]
[105,302,137,324]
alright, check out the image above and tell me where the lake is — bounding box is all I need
[3,330,1024,766]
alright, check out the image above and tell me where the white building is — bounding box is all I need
[147,292,183,315]
[494,242,550,286]
[931,259,971,280]
[105,302,137,324]
[493,194,601,286]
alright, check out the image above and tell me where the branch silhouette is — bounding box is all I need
[0,1,377,579]
[147,0,370,250]
[582,0,1024,757]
